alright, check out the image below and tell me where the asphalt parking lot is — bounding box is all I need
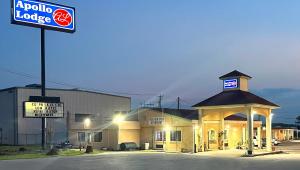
[1,151,300,170]
[0,141,300,170]
[275,140,300,153]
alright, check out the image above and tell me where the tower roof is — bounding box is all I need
[219,70,252,80]
[193,90,279,107]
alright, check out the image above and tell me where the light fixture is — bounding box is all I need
[113,114,125,124]
[84,118,91,127]
[164,125,171,131]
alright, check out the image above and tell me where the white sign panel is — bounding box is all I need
[149,117,165,125]
[24,102,64,118]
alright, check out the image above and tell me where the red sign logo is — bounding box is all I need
[53,9,72,27]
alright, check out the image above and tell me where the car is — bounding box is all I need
[55,141,73,149]
[272,138,281,145]
[260,138,281,147]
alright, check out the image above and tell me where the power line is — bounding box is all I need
[0,67,156,96]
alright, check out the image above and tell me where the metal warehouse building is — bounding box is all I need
[0,84,131,148]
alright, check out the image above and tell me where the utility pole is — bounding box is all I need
[177,97,180,110]
[158,95,163,108]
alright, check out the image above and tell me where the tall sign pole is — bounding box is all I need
[41,27,46,149]
[11,0,76,149]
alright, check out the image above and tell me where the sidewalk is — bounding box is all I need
[194,149,283,157]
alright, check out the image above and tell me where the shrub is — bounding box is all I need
[47,148,59,155]
[85,146,93,153]
[19,147,26,152]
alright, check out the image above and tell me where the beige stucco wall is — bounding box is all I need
[138,109,197,152]
[268,129,294,141]
[203,120,261,150]
[118,121,141,148]
[239,77,249,91]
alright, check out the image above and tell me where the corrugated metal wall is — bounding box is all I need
[0,89,17,145]
[15,88,131,145]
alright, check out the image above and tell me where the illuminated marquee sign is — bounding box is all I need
[11,0,75,33]
[224,79,238,89]
[24,102,64,118]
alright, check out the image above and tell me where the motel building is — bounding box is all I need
[265,125,296,141]
[272,127,295,141]
[0,71,280,155]
[112,70,279,155]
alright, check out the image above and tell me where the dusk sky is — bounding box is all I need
[1,0,300,123]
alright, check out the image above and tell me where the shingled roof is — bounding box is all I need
[224,115,247,121]
[219,70,252,79]
[144,108,257,121]
[193,90,279,107]
[148,108,198,120]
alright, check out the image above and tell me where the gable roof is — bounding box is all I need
[224,114,247,121]
[143,108,263,122]
[193,90,279,107]
[272,123,297,129]
[219,70,252,79]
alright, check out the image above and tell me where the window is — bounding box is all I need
[87,133,92,143]
[224,129,228,140]
[75,114,92,122]
[94,132,102,142]
[208,129,216,143]
[170,131,181,141]
[155,131,166,141]
[78,132,85,142]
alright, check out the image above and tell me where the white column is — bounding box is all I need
[266,110,272,152]
[193,124,197,153]
[199,109,204,152]
[257,126,261,148]
[221,113,225,150]
[246,107,254,155]
[242,127,246,145]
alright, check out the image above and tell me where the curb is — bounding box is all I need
[241,151,285,157]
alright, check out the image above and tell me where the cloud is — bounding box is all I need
[253,88,300,123]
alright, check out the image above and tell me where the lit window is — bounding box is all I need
[224,129,228,140]
[170,131,181,141]
[208,129,216,142]
[155,131,166,141]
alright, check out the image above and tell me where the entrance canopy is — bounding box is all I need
[193,70,279,154]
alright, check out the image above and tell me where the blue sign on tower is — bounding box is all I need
[224,79,238,89]
[11,0,75,33]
